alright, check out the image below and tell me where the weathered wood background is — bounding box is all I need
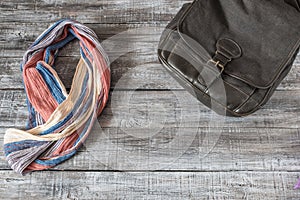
[0,0,300,199]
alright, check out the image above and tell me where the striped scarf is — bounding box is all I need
[3,19,110,174]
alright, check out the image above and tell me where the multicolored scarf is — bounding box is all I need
[3,19,110,174]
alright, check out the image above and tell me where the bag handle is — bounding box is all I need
[285,0,300,11]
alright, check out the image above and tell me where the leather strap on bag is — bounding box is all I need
[285,0,300,11]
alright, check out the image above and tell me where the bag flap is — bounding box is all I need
[285,0,300,11]
[177,0,300,88]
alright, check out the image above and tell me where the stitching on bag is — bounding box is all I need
[233,89,259,112]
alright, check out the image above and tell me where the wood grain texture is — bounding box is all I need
[0,171,300,200]
[0,23,163,57]
[0,90,299,129]
[0,0,191,24]
[1,126,300,172]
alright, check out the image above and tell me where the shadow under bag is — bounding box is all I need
[158,0,300,117]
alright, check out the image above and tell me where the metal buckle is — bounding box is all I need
[207,38,242,73]
[208,59,225,73]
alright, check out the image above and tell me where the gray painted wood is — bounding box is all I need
[0,0,191,23]
[0,171,300,200]
[0,0,300,199]
[1,126,300,172]
[0,90,300,129]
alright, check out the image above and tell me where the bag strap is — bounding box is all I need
[285,0,300,11]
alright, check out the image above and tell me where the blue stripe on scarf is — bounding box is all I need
[4,140,48,156]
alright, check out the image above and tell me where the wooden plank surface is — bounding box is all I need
[0,0,191,24]
[1,0,300,199]
[0,171,300,200]
[0,90,299,129]
[1,126,300,172]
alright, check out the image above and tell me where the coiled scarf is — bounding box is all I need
[3,19,110,174]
